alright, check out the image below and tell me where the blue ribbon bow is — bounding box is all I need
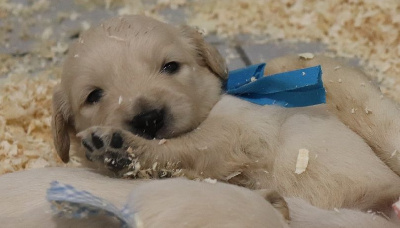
[226,63,326,107]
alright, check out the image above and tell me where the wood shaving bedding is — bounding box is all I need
[0,53,81,175]
[0,74,64,175]
[75,0,187,20]
[295,149,309,174]
[188,0,400,101]
[0,0,50,17]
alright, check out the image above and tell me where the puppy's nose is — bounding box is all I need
[130,109,164,139]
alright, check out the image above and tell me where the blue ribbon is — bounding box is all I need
[225,63,326,107]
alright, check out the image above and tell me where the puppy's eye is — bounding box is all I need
[161,61,180,74]
[86,88,103,104]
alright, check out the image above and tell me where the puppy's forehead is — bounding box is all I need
[63,16,188,85]
[80,15,180,53]
[98,15,176,41]
[73,16,187,67]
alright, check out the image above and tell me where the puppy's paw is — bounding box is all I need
[77,127,136,172]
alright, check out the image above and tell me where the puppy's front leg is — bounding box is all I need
[77,120,254,180]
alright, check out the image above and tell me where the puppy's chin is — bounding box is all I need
[154,117,202,139]
[155,127,183,140]
[129,125,188,140]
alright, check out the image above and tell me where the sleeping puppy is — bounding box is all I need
[1,167,397,228]
[0,168,289,228]
[52,15,400,216]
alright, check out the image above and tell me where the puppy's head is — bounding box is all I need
[52,15,227,162]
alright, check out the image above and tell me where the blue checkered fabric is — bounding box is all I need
[46,181,133,228]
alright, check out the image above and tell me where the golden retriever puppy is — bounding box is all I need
[52,15,400,217]
[1,168,397,228]
[0,168,289,228]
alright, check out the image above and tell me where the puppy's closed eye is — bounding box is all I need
[86,88,103,105]
[161,61,180,75]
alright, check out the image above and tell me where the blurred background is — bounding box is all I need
[0,0,399,174]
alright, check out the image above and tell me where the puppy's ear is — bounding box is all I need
[51,85,72,163]
[255,189,290,221]
[180,25,228,80]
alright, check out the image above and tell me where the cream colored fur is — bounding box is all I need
[0,168,289,228]
[49,15,400,225]
[1,168,397,227]
[0,168,143,227]
[286,197,398,228]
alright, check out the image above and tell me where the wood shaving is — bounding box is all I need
[225,171,242,181]
[393,198,400,219]
[126,146,134,154]
[197,146,208,150]
[203,178,217,184]
[391,150,397,158]
[122,158,182,179]
[133,213,145,228]
[158,139,167,145]
[295,148,309,174]
[298,53,315,60]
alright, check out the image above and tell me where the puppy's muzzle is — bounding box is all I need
[130,109,165,139]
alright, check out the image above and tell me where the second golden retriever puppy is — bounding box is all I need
[1,168,397,228]
[52,15,400,217]
[0,168,289,228]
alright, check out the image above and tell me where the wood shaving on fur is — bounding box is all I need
[392,199,400,219]
[295,149,309,174]
[121,153,183,179]
[203,178,218,184]
[158,139,167,145]
[225,171,242,181]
